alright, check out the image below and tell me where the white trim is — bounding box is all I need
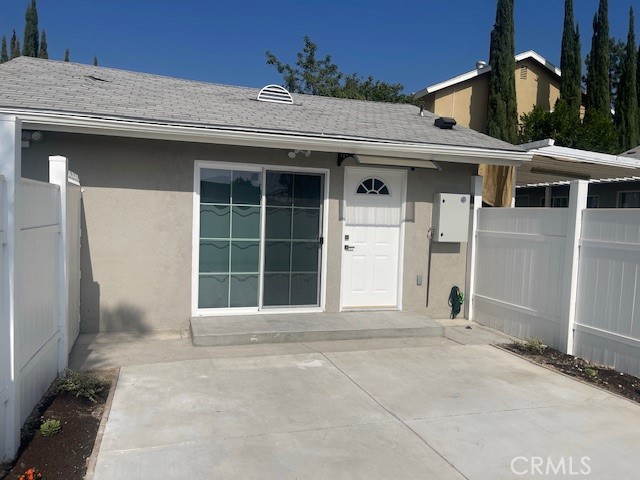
[414,50,561,98]
[191,160,330,317]
[339,166,407,311]
[5,110,530,166]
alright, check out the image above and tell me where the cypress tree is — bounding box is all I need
[585,0,611,120]
[486,0,518,143]
[93,55,98,66]
[614,7,639,150]
[1,36,8,63]
[64,48,70,62]
[482,0,517,207]
[10,30,20,59]
[559,0,582,119]
[38,31,48,59]
[22,0,39,57]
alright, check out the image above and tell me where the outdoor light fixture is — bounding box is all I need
[21,130,44,148]
[288,149,311,159]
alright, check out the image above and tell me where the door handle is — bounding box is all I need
[344,245,355,251]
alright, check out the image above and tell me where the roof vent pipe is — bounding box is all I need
[476,61,488,69]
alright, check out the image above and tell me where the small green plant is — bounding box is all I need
[58,370,104,403]
[584,367,599,378]
[514,337,547,355]
[40,418,61,436]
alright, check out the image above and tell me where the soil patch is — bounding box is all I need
[1,369,117,480]
[504,343,640,404]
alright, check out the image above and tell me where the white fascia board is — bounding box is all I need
[414,50,560,99]
[515,50,561,77]
[529,145,640,169]
[10,109,530,167]
[414,67,491,99]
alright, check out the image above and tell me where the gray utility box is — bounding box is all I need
[432,193,471,242]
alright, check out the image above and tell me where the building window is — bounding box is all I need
[617,191,640,208]
[550,195,599,208]
[356,178,390,195]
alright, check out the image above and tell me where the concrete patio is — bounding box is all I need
[190,310,445,346]
[77,324,640,479]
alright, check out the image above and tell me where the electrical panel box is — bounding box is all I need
[432,193,471,243]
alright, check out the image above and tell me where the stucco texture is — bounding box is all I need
[23,133,473,333]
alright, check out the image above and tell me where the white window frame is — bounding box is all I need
[191,160,330,317]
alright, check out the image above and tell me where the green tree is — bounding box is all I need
[64,48,70,62]
[585,0,610,120]
[614,7,639,150]
[10,30,20,59]
[38,30,48,59]
[22,0,39,57]
[1,36,8,63]
[560,0,582,119]
[266,36,410,103]
[93,55,98,66]
[486,0,518,143]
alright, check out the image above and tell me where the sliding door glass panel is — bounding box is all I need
[198,168,261,309]
[263,172,323,307]
[230,275,259,307]
[263,273,290,306]
[199,275,229,309]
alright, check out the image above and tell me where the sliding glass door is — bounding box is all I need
[263,172,323,307]
[197,166,324,312]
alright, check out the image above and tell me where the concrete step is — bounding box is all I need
[190,311,444,347]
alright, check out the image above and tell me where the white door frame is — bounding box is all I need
[191,160,330,317]
[340,166,407,311]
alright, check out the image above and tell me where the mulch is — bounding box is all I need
[1,369,117,480]
[503,343,640,404]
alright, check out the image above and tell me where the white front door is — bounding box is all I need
[341,167,405,309]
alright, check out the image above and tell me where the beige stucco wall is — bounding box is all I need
[425,59,562,132]
[22,133,474,332]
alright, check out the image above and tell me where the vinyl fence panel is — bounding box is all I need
[575,209,640,376]
[67,180,81,351]
[473,208,569,349]
[16,179,61,425]
[0,176,7,462]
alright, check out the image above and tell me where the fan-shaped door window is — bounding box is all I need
[356,178,390,195]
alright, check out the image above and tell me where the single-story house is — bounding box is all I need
[0,57,529,333]
[516,139,640,208]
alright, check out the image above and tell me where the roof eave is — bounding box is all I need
[9,109,530,167]
[414,50,561,99]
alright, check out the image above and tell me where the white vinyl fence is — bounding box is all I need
[473,208,569,349]
[471,180,640,377]
[574,210,640,376]
[1,116,81,462]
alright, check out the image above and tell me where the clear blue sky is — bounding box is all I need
[2,0,640,94]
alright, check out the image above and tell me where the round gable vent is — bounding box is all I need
[257,84,294,104]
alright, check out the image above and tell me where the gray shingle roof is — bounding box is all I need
[0,57,521,152]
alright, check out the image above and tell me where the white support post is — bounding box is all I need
[0,115,21,461]
[49,156,69,373]
[561,180,588,355]
[465,175,483,321]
